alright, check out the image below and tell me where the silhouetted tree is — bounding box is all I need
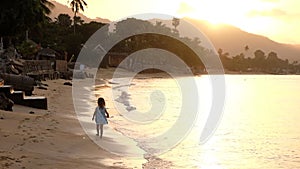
[172,17,180,34]
[69,0,87,34]
[56,14,72,27]
[0,0,54,46]
[265,51,279,73]
[253,49,266,71]
[218,48,232,69]
[74,16,84,25]
[231,53,246,71]
[172,17,180,30]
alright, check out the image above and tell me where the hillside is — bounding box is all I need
[187,18,300,61]
[49,1,110,23]
[47,1,300,61]
[152,18,300,61]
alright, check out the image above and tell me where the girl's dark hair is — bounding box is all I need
[98,97,105,107]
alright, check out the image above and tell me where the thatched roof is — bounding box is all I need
[38,48,56,58]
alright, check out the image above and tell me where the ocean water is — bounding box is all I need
[96,74,300,168]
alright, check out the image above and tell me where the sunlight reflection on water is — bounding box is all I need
[193,75,300,169]
[96,74,300,168]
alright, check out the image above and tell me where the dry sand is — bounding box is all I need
[0,75,146,169]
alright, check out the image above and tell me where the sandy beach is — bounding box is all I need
[2,68,300,169]
[0,71,148,169]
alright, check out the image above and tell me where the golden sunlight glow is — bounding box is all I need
[53,0,300,44]
[177,0,274,27]
[175,0,298,43]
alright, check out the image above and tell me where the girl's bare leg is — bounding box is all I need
[96,124,100,136]
[100,124,104,138]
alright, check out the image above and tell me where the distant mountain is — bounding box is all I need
[47,2,300,61]
[187,18,300,61]
[151,18,300,61]
[49,1,110,23]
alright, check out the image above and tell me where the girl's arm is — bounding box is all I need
[92,109,96,120]
[105,109,109,118]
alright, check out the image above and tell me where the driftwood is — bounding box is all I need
[0,47,26,75]
[0,93,13,111]
[10,59,25,73]
[11,59,24,67]
[8,64,19,74]
[0,73,36,96]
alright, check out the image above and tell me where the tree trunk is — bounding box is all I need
[73,12,77,35]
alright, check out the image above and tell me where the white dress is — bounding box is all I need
[94,107,108,125]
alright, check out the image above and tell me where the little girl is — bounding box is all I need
[92,97,109,138]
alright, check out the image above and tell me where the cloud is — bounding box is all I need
[259,0,280,2]
[247,8,287,17]
[176,2,196,15]
[247,8,300,22]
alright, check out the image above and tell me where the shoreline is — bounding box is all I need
[94,68,176,167]
[1,67,298,168]
[97,67,300,76]
[72,77,147,158]
[0,78,147,169]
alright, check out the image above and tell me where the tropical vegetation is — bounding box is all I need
[0,0,299,74]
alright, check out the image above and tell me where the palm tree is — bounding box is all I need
[172,17,180,35]
[40,0,55,15]
[0,0,54,46]
[172,17,180,30]
[69,0,87,34]
[27,0,54,40]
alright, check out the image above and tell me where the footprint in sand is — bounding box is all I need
[15,116,54,148]
[113,161,125,167]
[1,153,28,168]
[0,153,16,168]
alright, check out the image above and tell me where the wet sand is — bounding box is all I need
[0,77,146,169]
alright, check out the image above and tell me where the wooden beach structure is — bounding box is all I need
[0,47,69,110]
[0,84,47,110]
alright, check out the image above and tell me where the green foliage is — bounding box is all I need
[0,0,54,47]
[219,48,299,74]
[1,0,298,74]
[74,16,84,25]
[18,11,105,60]
[55,14,72,27]
[107,18,207,68]
[16,40,39,59]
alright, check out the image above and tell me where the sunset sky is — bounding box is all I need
[54,0,300,45]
